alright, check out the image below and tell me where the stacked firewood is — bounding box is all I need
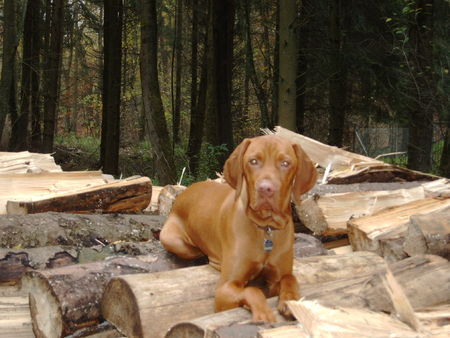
[1,130,449,338]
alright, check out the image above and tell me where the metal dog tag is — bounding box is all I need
[264,239,273,252]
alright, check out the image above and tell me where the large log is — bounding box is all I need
[0,239,176,286]
[101,252,386,338]
[7,176,152,215]
[21,254,207,338]
[348,198,450,262]
[0,212,165,248]
[166,255,449,338]
[297,186,426,236]
[402,207,450,259]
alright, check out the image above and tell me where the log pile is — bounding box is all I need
[1,131,450,338]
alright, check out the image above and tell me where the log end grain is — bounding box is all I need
[101,277,142,338]
[22,272,64,338]
[165,323,204,338]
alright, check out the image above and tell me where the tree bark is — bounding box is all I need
[30,0,42,152]
[0,0,19,144]
[277,0,297,131]
[140,0,177,185]
[42,0,65,153]
[296,2,310,134]
[100,0,123,175]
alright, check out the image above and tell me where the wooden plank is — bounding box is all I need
[6,176,152,214]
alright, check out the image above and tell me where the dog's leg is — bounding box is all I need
[277,273,300,317]
[215,281,276,322]
[160,215,204,259]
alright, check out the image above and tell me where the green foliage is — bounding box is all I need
[55,134,100,152]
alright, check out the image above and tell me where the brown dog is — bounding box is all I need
[160,135,317,321]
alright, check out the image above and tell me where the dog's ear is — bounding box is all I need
[291,143,317,205]
[224,138,251,199]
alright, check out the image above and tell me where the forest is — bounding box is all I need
[0,0,449,185]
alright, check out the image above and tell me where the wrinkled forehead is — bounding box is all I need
[244,136,296,159]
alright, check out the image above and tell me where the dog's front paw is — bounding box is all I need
[277,299,294,319]
[252,307,276,323]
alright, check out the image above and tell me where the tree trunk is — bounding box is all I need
[243,1,271,129]
[277,0,297,131]
[271,1,280,127]
[140,0,177,185]
[406,0,434,173]
[328,0,348,147]
[30,0,42,152]
[0,0,18,144]
[205,0,235,164]
[10,0,36,152]
[186,0,205,177]
[172,0,183,145]
[100,0,123,176]
[42,0,65,153]
[296,2,310,134]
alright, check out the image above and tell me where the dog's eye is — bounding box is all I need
[249,159,258,166]
[281,161,290,168]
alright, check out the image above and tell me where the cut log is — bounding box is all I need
[21,254,207,338]
[157,184,186,216]
[0,151,62,174]
[101,252,385,338]
[297,186,426,236]
[0,212,165,248]
[7,176,152,215]
[403,207,450,259]
[348,198,450,262]
[285,300,420,338]
[0,295,33,338]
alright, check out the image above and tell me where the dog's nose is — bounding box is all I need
[257,180,276,197]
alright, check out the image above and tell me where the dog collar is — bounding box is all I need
[257,225,274,252]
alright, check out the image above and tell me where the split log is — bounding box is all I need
[265,126,378,170]
[0,212,165,248]
[22,254,207,338]
[302,255,450,312]
[157,185,186,216]
[7,176,152,215]
[0,171,110,214]
[403,207,450,259]
[166,255,449,338]
[0,151,62,174]
[102,252,386,338]
[297,186,426,236]
[327,162,438,184]
[283,300,420,338]
[348,198,450,262]
[0,295,34,338]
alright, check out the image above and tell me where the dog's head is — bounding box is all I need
[224,135,317,228]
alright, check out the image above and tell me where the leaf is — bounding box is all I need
[386,18,393,23]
